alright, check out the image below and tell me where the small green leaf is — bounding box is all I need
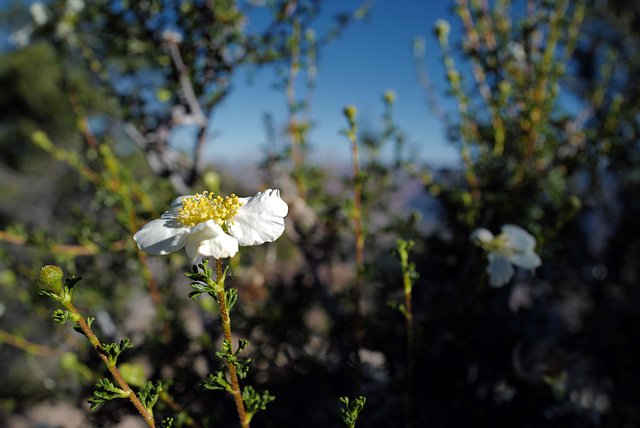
[243,386,276,419]
[87,378,128,410]
[188,282,216,300]
[53,309,70,325]
[139,380,163,412]
[202,371,231,392]
[102,338,134,365]
[64,276,82,293]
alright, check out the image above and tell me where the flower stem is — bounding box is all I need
[397,239,416,428]
[61,300,156,428]
[344,111,364,390]
[215,259,250,428]
[403,268,414,428]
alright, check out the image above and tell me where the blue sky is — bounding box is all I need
[206,1,462,167]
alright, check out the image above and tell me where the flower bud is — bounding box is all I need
[343,105,358,122]
[38,265,63,293]
[569,195,582,211]
[383,90,397,105]
[434,19,451,39]
[498,80,512,95]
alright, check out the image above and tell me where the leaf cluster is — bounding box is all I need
[337,396,366,428]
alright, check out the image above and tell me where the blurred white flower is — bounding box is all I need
[66,0,85,14]
[508,41,527,64]
[162,29,183,44]
[9,25,33,48]
[134,189,288,260]
[55,21,73,40]
[30,2,50,26]
[471,224,541,287]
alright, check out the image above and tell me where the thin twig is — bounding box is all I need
[0,328,63,358]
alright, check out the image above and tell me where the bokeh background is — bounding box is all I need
[1,0,640,427]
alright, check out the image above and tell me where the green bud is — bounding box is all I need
[498,80,512,95]
[203,170,221,194]
[569,195,582,211]
[343,105,358,122]
[447,70,460,85]
[461,192,473,207]
[434,19,451,39]
[413,36,426,53]
[383,90,397,104]
[31,130,53,151]
[38,265,63,293]
[305,28,316,42]
[422,171,433,186]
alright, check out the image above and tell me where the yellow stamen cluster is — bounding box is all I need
[176,192,243,227]
[479,233,512,256]
[492,234,515,256]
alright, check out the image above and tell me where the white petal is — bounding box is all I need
[184,221,239,259]
[227,189,288,246]
[509,252,542,270]
[133,215,188,255]
[167,194,193,215]
[502,224,536,253]
[470,228,494,243]
[487,253,514,287]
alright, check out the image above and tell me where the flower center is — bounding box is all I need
[481,234,513,256]
[176,192,243,227]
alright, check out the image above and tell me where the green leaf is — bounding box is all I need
[52,309,70,324]
[188,282,216,300]
[337,396,366,428]
[202,371,231,392]
[102,338,134,365]
[139,380,163,412]
[243,385,276,419]
[87,378,128,411]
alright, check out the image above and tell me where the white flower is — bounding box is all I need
[162,29,183,44]
[66,0,85,14]
[30,2,50,26]
[134,189,288,260]
[471,224,542,287]
[9,25,33,48]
